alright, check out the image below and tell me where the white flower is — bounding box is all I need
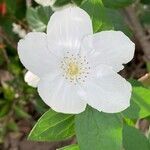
[24,71,40,88]
[34,0,55,6]
[12,23,26,38]
[18,6,135,114]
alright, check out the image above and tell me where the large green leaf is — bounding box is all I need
[75,106,122,150]
[124,80,150,119]
[122,83,140,119]
[81,0,112,32]
[133,85,150,118]
[26,6,53,32]
[122,96,140,119]
[123,125,150,150]
[28,109,75,141]
[102,0,135,8]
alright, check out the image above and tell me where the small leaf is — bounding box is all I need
[37,6,53,25]
[75,106,122,150]
[26,6,53,32]
[58,144,79,150]
[54,0,71,7]
[123,125,150,150]
[3,84,15,101]
[28,109,75,141]
[73,0,84,5]
[14,105,30,119]
[0,104,10,118]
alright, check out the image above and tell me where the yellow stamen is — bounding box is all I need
[67,62,79,77]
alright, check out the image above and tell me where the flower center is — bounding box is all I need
[60,52,90,84]
[67,62,79,77]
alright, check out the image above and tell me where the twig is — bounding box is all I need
[124,5,150,61]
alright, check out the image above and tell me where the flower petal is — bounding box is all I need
[18,32,59,77]
[38,74,87,114]
[47,6,93,57]
[24,71,40,88]
[81,31,135,72]
[78,65,132,113]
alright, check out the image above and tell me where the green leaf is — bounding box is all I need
[58,144,79,150]
[133,86,150,118]
[54,0,71,7]
[37,6,53,25]
[129,79,143,87]
[127,79,150,119]
[75,106,122,150]
[73,0,84,5]
[14,105,30,119]
[3,85,15,101]
[81,0,112,32]
[103,0,135,8]
[28,109,75,141]
[26,6,53,32]
[53,0,85,7]
[122,93,140,119]
[0,104,10,118]
[5,0,17,14]
[105,8,132,37]
[15,0,26,19]
[34,97,49,114]
[123,125,150,150]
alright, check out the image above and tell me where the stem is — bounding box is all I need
[124,5,150,61]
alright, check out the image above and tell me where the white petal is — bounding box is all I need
[38,74,87,114]
[24,71,40,88]
[78,65,132,113]
[81,31,135,72]
[47,6,93,57]
[18,32,59,77]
